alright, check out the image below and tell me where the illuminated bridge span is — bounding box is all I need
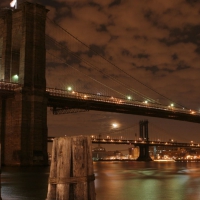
[46,88,200,123]
[91,138,200,148]
[47,119,200,161]
[1,82,200,123]
[47,136,200,149]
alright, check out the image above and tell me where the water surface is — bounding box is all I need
[1,161,200,200]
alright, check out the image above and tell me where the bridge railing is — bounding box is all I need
[46,87,200,116]
[47,136,200,148]
[0,81,21,91]
[91,138,200,147]
[0,84,199,116]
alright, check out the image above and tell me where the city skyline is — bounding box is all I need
[0,0,200,149]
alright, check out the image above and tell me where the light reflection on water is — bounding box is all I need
[1,162,200,200]
[94,161,200,200]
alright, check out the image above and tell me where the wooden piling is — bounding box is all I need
[46,136,96,200]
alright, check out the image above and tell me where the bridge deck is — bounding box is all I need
[47,137,200,148]
[1,83,200,123]
[46,88,200,123]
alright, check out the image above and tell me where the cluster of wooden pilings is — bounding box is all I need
[46,136,96,200]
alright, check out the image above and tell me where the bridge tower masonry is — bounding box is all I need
[0,2,48,165]
[137,120,152,161]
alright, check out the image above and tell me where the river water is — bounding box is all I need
[1,161,200,200]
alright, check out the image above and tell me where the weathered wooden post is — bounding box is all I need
[46,136,96,200]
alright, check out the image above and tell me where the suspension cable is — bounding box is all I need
[46,34,158,103]
[46,17,186,108]
[46,51,127,97]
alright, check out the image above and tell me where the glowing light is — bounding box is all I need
[12,74,18,82]
[127,96,131,100]
[67,86,72,91]
[112,123,118,128]
[170,103,174,107]
[10,0,16,7]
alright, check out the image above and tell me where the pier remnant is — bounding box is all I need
[46,136,96,200]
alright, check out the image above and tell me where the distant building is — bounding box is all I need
[92,146,125,160]
[128,146,139,159]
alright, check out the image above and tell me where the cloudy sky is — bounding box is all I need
[1,0,200,150]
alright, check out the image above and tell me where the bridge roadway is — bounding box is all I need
[1,82,200,123]
[47,136,200,148]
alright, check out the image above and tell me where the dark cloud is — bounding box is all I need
[160,25,200,46]
[96,24,108,32]
[172,53,178,60]
[177,63,190,70]
[186,0,200,5]
[137,53,149,59]
[140,65,160,74]
[109,0,121,8]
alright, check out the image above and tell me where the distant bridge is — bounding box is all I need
[47,136,200,149]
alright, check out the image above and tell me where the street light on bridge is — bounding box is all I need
[10,0,17,8]
[67,86,72,91]
[112,123,118,128]
[12,74,18,82]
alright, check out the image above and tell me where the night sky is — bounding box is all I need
[1,0,200,150]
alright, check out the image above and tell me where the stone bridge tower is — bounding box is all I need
[137,120,152,161]
[0,2,48,165]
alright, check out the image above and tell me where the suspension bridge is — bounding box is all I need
[47,136,200,148]
[47,120,198,146]
[0,1,199,165]
[1,66,200,123]
[47,120,200,161]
